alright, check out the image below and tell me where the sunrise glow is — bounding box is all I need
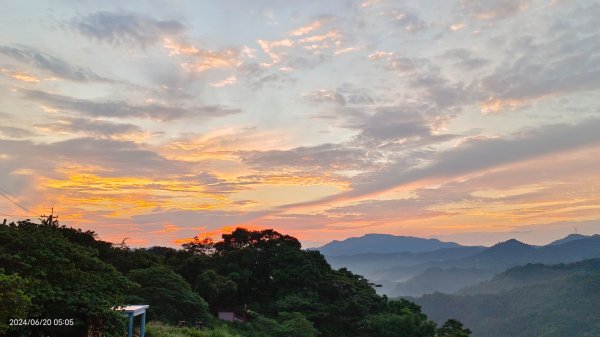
[1,1,599,248]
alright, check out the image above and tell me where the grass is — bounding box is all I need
[145,321,240,337]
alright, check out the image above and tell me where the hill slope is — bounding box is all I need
[390,267,495,297]
[414,259,600,337]
[548,233,590,246]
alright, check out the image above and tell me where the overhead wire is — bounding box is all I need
[0,211,36,220]
[0,186,39,216]
[0,186,37,212]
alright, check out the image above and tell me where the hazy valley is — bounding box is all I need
[318,233,600,336]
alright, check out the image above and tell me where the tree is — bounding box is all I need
[0,271,31,335]
[187,228,390,337]
[277,312,319,337]
[183,237,216,255]
[0,221,135,337]
[214,228,301,253]
[437,319,472,337]
[127,266,211,325]
[194,269,238,306]
[358,311,437,337]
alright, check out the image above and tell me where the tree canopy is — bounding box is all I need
[0,221,135,337]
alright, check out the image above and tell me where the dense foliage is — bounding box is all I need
[415,260,600,337]
[0,220,465,336]
[175,228,434,337]
[0,271,30,334]
[0,220,135,337]
[127,266,211,325]
[436,319,472,337]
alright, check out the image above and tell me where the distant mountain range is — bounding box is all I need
[456,234,600,267]
[316,233,462,255]
[325,246,485,281]
[317,233,600,336]
[318,233,600,297]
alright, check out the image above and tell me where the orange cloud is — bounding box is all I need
[163,38,201,56]
[480,96,529,114]
[211,75,237,87]
[334,47,359,55]
[42,173,229,218]
[237,173,349,188]
[299,30,341,44]
[0,68,42,83]
[163,38,241,72]
[289,19,325,37]
[368,51,393,60]
[161,127,293,162]
[257,39,294,63]
[449,23,466,31]
[151,223,208,235]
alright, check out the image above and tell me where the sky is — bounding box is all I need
[0,0,599,248]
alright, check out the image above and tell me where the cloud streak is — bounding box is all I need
[0,45,112,82]
[34,117,148,140]
[240,143,375,171]
[71,11,186,47]
[23,89,241,121]
[164,39,243,72]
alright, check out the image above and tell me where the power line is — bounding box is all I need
[0,211,36,219]
[0,186,37,211]
[0,186,57,224]
[0,187,37,215]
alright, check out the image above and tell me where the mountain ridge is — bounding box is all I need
[548,233,591,246]
[316,233,463,255]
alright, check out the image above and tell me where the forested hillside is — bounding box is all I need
[0,220,468,337]
[414,260,600,337]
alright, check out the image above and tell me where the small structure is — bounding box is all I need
[217,309,246,323]
[114,305,149,337]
